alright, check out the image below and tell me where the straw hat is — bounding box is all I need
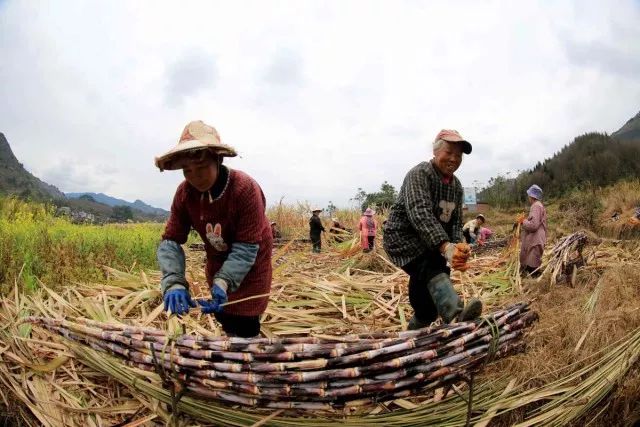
[311,207,323,213]
[155,120,237,171]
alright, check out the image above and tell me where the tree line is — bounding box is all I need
[478,132,640,207]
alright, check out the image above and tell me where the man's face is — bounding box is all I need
[433,141,463,177]
[183,157,218,192]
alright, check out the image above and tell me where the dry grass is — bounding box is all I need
[1,196,640,425]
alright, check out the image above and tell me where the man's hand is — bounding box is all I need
[441,242,456,264]
[163,288,196,315]
[451,243,471,271]
[199,279,229,314]
[441,242,471,270]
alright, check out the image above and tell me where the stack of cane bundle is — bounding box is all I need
[26,303,537,410]
[542,231,589,285]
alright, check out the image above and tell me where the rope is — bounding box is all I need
[480,316,501,367]
[461,316,501,426]
[150,338,188,426]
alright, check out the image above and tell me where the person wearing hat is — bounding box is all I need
[516,184,547,277]
[359,208,378,252]
[155,120,272,338]
[383,129,482,329]
[270,221,282,240]
[462,214,486,244]
[329,217,348,243]
[309,208,325,253]
[629,207,640,225]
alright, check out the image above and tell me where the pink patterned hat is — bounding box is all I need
[434,129,472,154]
[155,120,237,171]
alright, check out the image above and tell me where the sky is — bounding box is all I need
[1,1,639,210]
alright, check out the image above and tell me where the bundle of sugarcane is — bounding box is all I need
[25,303,537,411]
[472,237,509,255]
[540,231,589,285]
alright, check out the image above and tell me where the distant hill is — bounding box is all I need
[612,110,640,143]
[0,133,65,201]
[479,109,640,207]
[0,132,167,222]
[66,192,168,216]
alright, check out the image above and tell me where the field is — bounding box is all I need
[1,183,639,426]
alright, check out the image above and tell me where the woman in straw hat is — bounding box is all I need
[359,208,377,252]
[155,120,272,338]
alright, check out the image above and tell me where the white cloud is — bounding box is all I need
[0,0,639,210]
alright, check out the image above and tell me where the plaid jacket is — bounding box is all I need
[383,160,464,267]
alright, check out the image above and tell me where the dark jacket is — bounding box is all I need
[309,215,325,236]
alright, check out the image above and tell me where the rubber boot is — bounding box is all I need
[426,273,461,324]
[458,298,483,322]
[407,315,430,330]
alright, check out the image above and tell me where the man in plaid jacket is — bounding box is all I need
[383,130,482,330]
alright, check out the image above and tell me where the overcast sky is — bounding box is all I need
[1,1,639,210]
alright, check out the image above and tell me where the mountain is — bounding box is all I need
[0,133,66,200]
[479,109,640,207]
[612,110,640,142]
[0,132,167,222]
[66,192,168,216]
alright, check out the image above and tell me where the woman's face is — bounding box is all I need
[433,141,463,177]
[183,157,218,192]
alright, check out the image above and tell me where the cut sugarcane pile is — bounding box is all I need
[25,303,537,410]
[2,237,638,426]
[541,230,589,285]
[472,237,509,255]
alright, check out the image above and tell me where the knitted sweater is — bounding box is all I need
[162,168,272,316]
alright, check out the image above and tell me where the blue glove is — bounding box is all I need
[163,288,196,315]
[198,280,228,314]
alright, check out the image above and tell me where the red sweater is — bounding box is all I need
[162,169,272,316]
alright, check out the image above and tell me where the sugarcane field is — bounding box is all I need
[2,2,640,426]
[0,180,639,426]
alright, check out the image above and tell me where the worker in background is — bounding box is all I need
[270,221,282,240]
[309,208,325,253]
[517,184,547,277]
[359,208,377,252]
[329,217,348,243]
[478,226,493,244]
[462,214,486,244]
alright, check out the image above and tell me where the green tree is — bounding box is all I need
[326,200,337,216]
[479,132,640,207]
[111,205,133,222]
[354,181,398,211]
[350,188,367,208]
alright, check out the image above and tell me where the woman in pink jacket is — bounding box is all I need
[359,208,377,252]
[518,185,547,277]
